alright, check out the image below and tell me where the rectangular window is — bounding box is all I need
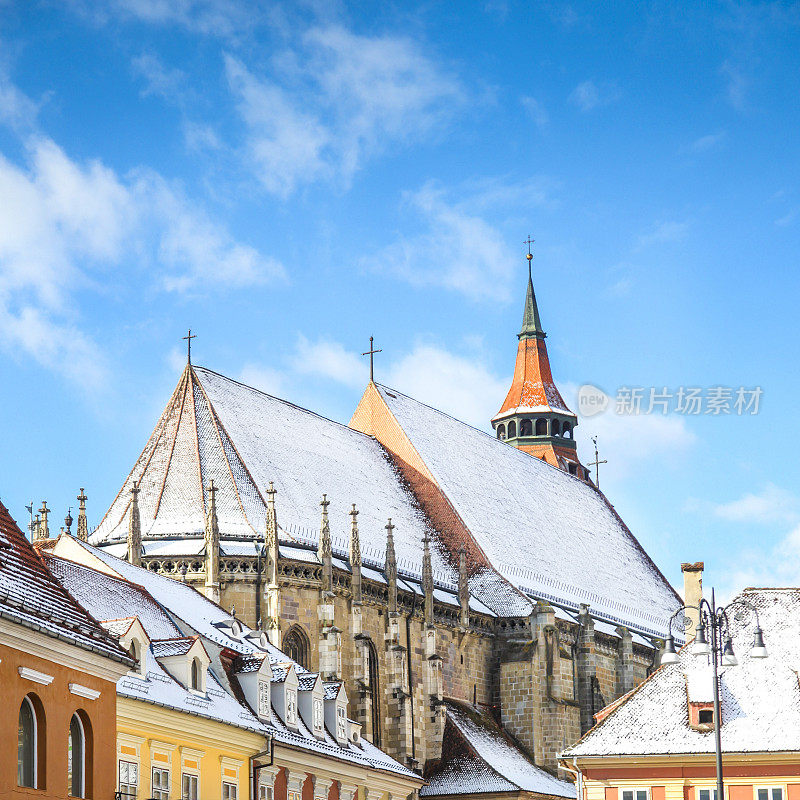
[152,768,170,800]
[286,689,297,725]
[622,790,649,800]
[758,789,784,800]
[223,782,238,800]
[119,761,139,799]
[259,785,273,800]
[699,790,719,800]
[182,774,198,800]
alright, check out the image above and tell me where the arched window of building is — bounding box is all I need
[367,640,381,747]
[282,626,310,670]
[191,658,201,691]
[562,423,572,439]
[507,420,517,438]
[496,424,505,440]
[551,419,561,436]
[18,696,38,788]
[68,713,85,797]
[520,419,532,436]
[535,418,548,435]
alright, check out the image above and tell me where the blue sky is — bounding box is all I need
[1,0,799,601]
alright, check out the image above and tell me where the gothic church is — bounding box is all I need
[72,258,681,797]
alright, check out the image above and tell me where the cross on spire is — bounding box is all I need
[587,436,608,489]
[524,235,535,278]
[183,329,197,365]
[362,336,382,383]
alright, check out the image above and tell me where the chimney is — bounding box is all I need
[681,562,704,639]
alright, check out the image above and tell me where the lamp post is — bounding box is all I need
[661,590,768,800]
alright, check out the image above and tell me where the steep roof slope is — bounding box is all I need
[92,366,454,581]
[0,501,132,665]
[367,384,680,636]
[423,700,575,798]
[565,589,800,757]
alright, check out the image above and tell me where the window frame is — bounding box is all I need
[621,788,650,800]
[698,788,719,800]
[68,712,86,798]
[18,695,38,789]
[182,772,199,800]
[223,781,238,800]
[118,760,139,800]
[757,788,785,800]
[152,767,170,800]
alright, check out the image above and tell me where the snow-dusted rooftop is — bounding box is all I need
[564,589,800,757]
[370,383,681,636]
[423,700,575,798]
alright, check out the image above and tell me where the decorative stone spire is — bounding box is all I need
[204,480,220,603]
[385,518,397,614]
[36,501,50,540]
[64,508,73,537]
[127,483,142,567]
[265,482,279,586]
[491,244,583,476]
[349,504,362,605]
[422,530,434,627]
[76,488,88,542]
[264,481,281,646]
[458,545,469,630]
[319,494,333,595]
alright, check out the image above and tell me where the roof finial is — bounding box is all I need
[183,329,197,365]
[64,507,73,536]
[519,236,546,340]
[76,488,88,542]
[362,336,382,383]
[37,501,50,540]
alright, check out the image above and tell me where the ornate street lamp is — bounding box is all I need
[661,590,767,800]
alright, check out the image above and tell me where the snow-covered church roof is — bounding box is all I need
[91,364,679,633]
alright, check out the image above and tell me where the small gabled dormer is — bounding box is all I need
[213,615,244,643]
[271,663,299,731]
[235,655,272,723]
[323,681,349,746]
[687,667,716,732]
[297,674,325,740]
[245,630,270,650]
[107,617,149,677]
[154,637,211,694]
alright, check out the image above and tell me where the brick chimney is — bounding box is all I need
[681,562,704,640]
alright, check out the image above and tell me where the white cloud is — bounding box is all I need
[238,363,289,397]
[721,60,748,110]
[131,52,188,100]
[293,335,367,389]
[689,484,800,526]
[521,96,548,129]
[569,79,618,112]
[635,219,690,250]
[225,26,462,195]
[689,131,726,153]
[365,180,551,302]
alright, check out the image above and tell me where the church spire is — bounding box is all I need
[349,503,362,605]
[519,241,545,340]
[422,530,434,627]
[204,480,220,602]
[319,494,333,594]
[491,240,586,478]
[385,518,398,614]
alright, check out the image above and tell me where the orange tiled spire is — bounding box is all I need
[491,248,586,477]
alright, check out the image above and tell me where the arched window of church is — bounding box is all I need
[496,424,505,440]
[562,423,572,439]
[551,419,561,436]
[367,640,381,747]
[507,421,516,438]
[535,418,547,435]
[282,626,310,670]
[18,695,41,788]
[520,419,532,436]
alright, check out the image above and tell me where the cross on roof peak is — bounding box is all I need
[183,329,197,365]
[362,336,382,383]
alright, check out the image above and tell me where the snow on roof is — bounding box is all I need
[564,589,800,757]
[0,504,132,666]
[423,700,575,798]
[372,384,680,636]
[152,637,196,658]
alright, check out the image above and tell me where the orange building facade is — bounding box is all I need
[0,502,132,800]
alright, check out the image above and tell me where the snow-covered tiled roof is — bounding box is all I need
[564,589,800,757]
[152,637,196,658]
[423,700,575,798]
[371,384,681,636]
[0,502,133,666]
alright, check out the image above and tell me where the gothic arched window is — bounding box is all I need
[367,640,381,747]
[520,419,532,436]
[282,626,310,670]
[18,696,39,788]
[68,713,86,798]
[535,418,548,435]
[507,420,517,438]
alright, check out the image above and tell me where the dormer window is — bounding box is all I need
[698,709,713,725]
[230,620,242,639]
[286,689,297,726]
[313,699,324,733]
[336,705,347,742]
[258,680,270,718]
[689,701,715,730]
[191,659,201,691]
